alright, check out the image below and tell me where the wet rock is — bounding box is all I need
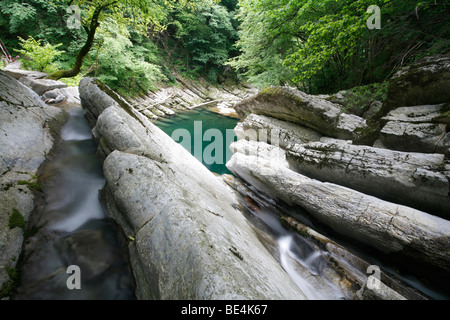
[80,79,307,300]
[357,281,407,300]
[14,226,135,300]
[280,216,428,300]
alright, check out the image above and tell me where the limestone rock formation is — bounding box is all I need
[226,56,450,298]
[384,54,450,111]
[19,76,67,96]
[287,140,450,218]
[0,71,65,298]
[227,140,450,274]
[234,113,322,149]
[234,86,368,140]
[376,104,450,154]
[79,78,306,300]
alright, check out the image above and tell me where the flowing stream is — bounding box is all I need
[154,106,450,300]
[14,103,447,300]
[14,106,135,300]
[154,107,348,300]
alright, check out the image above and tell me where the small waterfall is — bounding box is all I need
[14,106,135,300]
[278,236,322,299]
[242,195,347,300]
[278,236,346,300]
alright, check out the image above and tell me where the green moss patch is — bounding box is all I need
[9,209,25,230]
[17,180,42,192]
[0,267,21,299]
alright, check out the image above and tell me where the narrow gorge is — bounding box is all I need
[1,54,449,301]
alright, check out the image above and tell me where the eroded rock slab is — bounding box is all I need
[226,140,450,275]
[287,140,450,218]
[377,104,450,154]
[0,71,64,298]
[19,77,67,96]
[234,113,322,149]
[80,78,307,300]
[234,86,368,140]
[384,54,450,111]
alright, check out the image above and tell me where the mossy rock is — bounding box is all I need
[8,209,25,230]
[0,267,20,299]
[17,180,42,192]
[435,102,450,124]
[353,125,381,146]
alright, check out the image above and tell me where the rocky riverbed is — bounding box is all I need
[1,54,449,300]
[227,54,450,295]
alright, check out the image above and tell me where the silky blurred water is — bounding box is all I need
[155,108,450,300]
[14,107,135,300]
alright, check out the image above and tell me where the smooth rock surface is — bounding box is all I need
[79,78,122,127]
[2,61,47,80]
[80,79,307,300]
[0,71,47,108]
[382,104,447,124]
[234,113,322,149]
[19,77,67,96]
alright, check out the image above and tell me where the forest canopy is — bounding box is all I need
[0,0,448,96]
[229,0,450,93]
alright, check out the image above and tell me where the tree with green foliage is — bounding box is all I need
[1,0,239,91]
[153,0,238,82]
[229,0,450,93]
[46,0,189,80]
[0,0,83,52]
[16,36,64,72]
[176,0,237,80]
[93,18,166,96]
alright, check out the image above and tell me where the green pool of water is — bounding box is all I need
[154,108,239,175]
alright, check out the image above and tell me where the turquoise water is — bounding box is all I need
[154,108,239,175]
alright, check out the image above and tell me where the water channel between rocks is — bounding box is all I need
[154,107,450,300]
[154,108,347,300]
[14,104,449,300]
[14,106,135,300]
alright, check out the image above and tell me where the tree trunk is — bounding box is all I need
[47,5,104,80]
